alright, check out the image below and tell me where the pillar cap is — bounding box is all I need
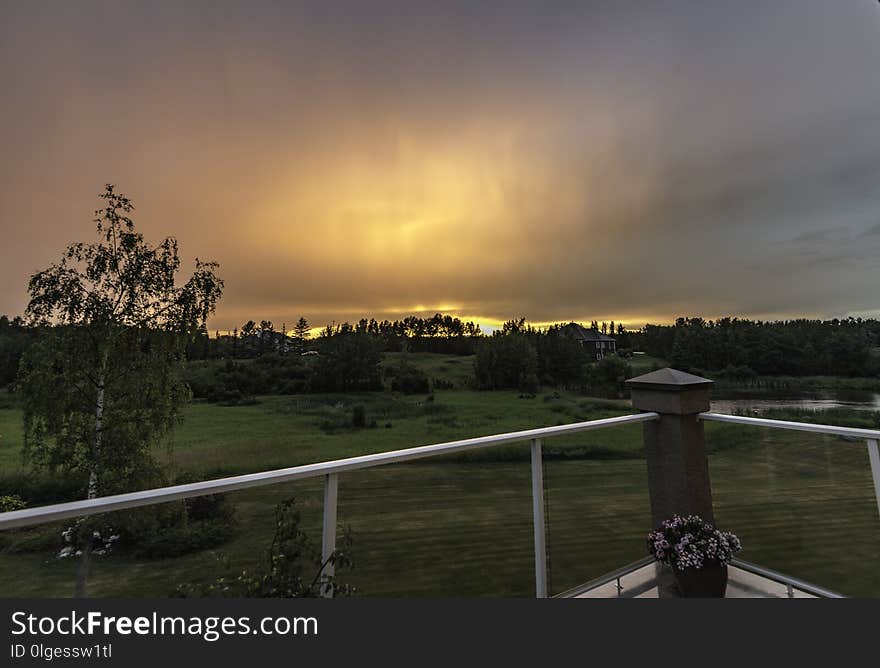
[625,367,713,391]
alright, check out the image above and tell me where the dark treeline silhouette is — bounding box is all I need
[5,313,880,403]
[474,319,631,397]
[181,315,473,401]
[636,317,880,377]
[182,313,484,361]
[0,315,29,388]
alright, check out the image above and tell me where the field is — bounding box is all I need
[1,354,879,598]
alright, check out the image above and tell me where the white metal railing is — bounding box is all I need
[554,556,846,598]
[0,411,659,598]
[730,558,845,599]
[699,412,880,520]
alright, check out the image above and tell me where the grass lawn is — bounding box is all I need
[380,352,477,389]
[1,385,879,597]
[627,354,667,375]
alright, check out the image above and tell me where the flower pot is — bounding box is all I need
[673,562,728,598]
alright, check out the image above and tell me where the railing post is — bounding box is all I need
[321,473,339,598]
[626,368,715,598]
[867,439,880,520]
[530,438,548,598]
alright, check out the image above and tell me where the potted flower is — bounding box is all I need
[647,514,742,597]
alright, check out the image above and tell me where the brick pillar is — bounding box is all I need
[625,367,715,597]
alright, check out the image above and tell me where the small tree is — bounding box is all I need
[293,316,310,352]
[18,184,223,597]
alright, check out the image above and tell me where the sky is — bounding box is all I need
[2,1,880,331]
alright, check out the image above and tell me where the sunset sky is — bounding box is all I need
[2,1,880,331]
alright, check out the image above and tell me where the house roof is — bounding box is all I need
[563,322,616,341]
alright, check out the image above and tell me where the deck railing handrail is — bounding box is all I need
[0,412,658,532]
[699,411,880,439]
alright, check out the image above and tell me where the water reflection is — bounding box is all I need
[710,393,880,415]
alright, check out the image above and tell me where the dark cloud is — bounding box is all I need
[2,1,880,329]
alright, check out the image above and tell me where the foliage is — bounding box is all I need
[584,354,632,398]
[638,317,880,377]
[0,494,25,513]
[0,471,87,506]
[474,332,539,392]
[16,184,223,596]
[351,404,367,428]
[311,326,383,392]
[534,324,589,387]
[185,354,309,402]
[0,316,34,388]
[647,514,742,571]
[118,497,237,559]
[388,359,431,394]
[474,322,629,394]
[19,184,223,491]
[175,497,354,598]
[19,328,188,489]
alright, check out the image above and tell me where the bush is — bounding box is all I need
[389,361,431,394]
[0,494,26,513]
[585,355,631,398]
[433,378,454,390]
[184,355,311,402]
[175,497,354,598]
[107,472,237,559]
[0,472,87,506]
[351,404,367,428]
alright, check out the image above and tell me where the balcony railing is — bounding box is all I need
[700,411,880,520]
[0,412,659,598]
[2,368,879,598]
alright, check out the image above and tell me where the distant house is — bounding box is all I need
[562,322,617,360]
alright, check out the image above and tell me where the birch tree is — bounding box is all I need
[18,184,223,597]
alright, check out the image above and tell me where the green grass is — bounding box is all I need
[733,407,880,430]
[380,352,476,389]
[1,389,879,597]
[712,374,880,392]
[628,355,667,374]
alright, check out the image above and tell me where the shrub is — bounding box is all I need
[104,472,237,559]
[175,497,354,598]
[351,404,367,428]
[0,494,26,513]
[389,361,431,394]
[0,472,87,506]
[584,354,631,398]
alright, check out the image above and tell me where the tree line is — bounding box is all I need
[7,313,880,404]
[180,312,485,361]
[473,320,631,397]
[636,317,880,378]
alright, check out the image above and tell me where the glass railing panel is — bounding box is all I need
[0,478,325,597]
[336,451,534,596]
[542,423,651,595]
[706,420,880,597]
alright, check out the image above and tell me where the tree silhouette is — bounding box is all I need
[18,184,223,597]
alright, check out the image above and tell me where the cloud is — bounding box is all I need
[2,1,880,329]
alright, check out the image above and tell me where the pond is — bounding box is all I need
[708,389,880,415]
